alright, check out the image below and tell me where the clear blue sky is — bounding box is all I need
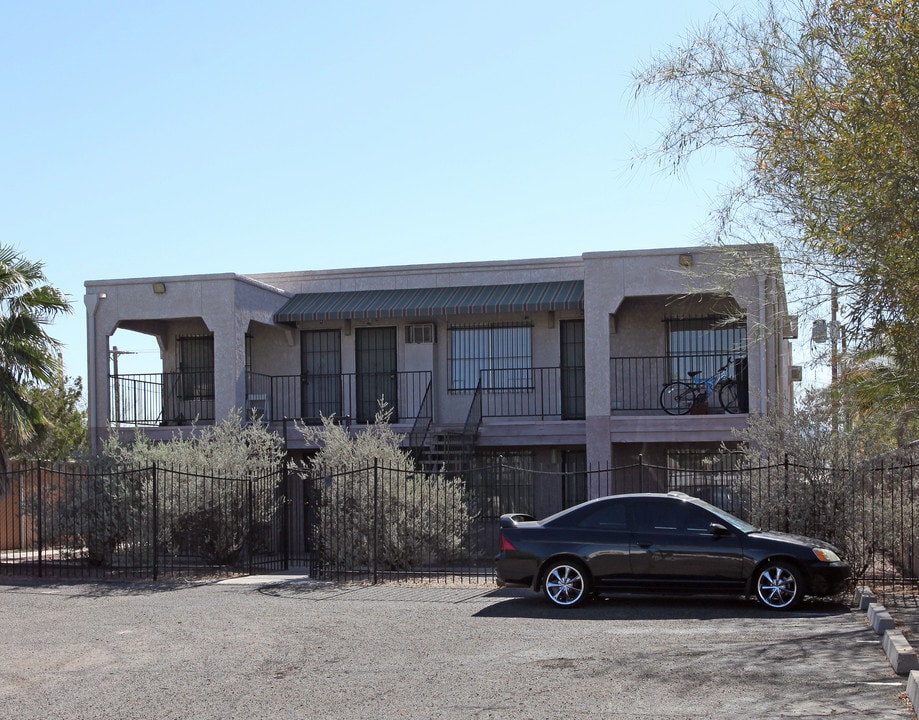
[4,1,765,383]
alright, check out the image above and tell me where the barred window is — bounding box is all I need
[666,316,746,381]
[449,323,532,392]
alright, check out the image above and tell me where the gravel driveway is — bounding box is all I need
[0,576,912,719]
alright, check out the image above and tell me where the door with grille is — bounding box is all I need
[356,327,398,423]
[560,320,585,420]
[300,330,342,421]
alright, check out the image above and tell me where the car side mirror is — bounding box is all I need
[709,522,731,537]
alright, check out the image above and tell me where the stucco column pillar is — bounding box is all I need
[583,270,618,493]
[85,290,112,450]
[211,322,247,422]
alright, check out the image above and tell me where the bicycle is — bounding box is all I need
[659,358,740,415]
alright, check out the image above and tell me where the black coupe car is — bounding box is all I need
[495,492,850,609]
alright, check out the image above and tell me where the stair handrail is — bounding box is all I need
[461,379,483,450]
[408,380,433,455]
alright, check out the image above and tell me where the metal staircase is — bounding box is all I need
[420,429,477,475]
[412,381,482,476]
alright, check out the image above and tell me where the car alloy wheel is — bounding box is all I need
[755,562,802,609]
[543,561,588,607]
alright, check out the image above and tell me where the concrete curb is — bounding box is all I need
[855,586,919,715]
[909,672,919,713]
[883,629,919,675]
[855,586,877,610]
[216,567,313,586]
[868,602,896,635]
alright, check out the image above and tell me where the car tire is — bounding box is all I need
[542,561,589,607]
[755,562,803,610]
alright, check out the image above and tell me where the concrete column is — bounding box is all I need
[583,258,620,482]
[207,309,250,422]
[85,291,111,450]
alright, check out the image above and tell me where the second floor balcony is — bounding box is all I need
[611,355,749,416]
[108,354,748,430]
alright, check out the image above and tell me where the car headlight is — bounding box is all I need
[812,547,841,563]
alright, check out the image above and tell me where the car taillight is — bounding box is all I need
[499,534,516,552]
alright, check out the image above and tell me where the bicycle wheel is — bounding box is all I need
[719,380,740,413]
[660,382,695,415]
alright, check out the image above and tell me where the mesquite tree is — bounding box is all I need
[634,0,919,434]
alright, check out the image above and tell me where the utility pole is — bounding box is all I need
[829,286,848,438]
[831,286,839,385]
[110,346,136,425]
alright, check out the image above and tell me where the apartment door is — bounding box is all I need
[356,327,398,423]
[300,330,342,421]
[560,320,585,420]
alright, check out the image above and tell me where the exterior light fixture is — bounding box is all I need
[152,282,167,294]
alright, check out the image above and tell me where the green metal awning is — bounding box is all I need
[275,280,583,323]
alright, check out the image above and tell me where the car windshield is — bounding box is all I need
[693,498,759,534]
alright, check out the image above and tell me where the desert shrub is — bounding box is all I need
[31,462,151,567]
[94,411,284,566]
[299,405,475,571]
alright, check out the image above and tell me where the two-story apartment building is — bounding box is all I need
[85,245,796,512]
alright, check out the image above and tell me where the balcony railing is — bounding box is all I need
[246,371,432,424]
[610,355,749,414]
[109,356,748,428]
[110,371,215,426]
[109,371,433,427]
[477,367,585,420]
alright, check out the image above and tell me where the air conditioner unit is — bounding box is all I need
[405,324,435,344]
[783,315,799,339]
[790,365,803,382]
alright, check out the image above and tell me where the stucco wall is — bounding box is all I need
[85,246,794,467]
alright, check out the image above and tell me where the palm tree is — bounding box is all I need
[0,245,72,479]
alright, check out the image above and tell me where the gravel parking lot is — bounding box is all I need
[0,576,913,719]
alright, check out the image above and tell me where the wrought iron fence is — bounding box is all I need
[1,461,286,579]
[5,454,919,604]
[297,454,919,600]
[623,454,919,604]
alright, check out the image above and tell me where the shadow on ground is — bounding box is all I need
[474,589,852,621]
[0,576,222,598]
